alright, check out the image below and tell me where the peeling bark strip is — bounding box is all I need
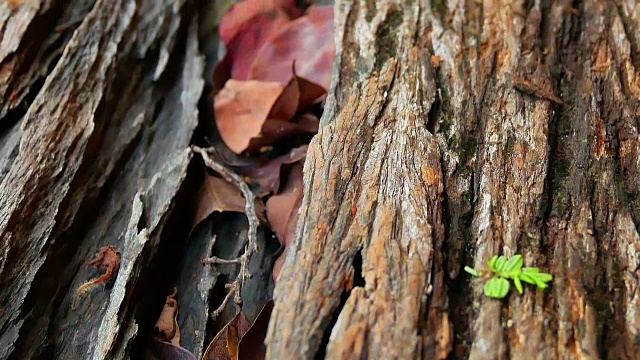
[269,0,640,359]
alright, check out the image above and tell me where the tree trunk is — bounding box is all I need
[0,0,205,358]
[1,0,640,359]
[267,0,640,359]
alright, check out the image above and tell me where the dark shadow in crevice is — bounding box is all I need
[314,285,350,360]
[352,249,365,288]
[314,249,364,359]
[426,96,441,135]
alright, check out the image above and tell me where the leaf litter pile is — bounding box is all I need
[146,1,334,359]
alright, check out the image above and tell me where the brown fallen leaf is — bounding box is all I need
[250,5,335,90]
[237,301,274,360]
[245,119,316,153]
[215,76,324,154]
[203,312,252,360]
[295,112,320,133]
[241,145,307,197]
[266,162,304,280]
[269,74,326,121]
[153,287,180,346]
[214,80,284,154]
[193,174,267,229]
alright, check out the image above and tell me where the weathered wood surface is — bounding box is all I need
[0,0,204,358]
[2,0,640,359]
[267,0,640,359]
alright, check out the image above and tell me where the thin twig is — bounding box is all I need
[191,146,259,319]
[202,256,242,265]
[211,282,238,319]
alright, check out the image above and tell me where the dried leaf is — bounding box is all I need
[267,163,304,280]
[242,145,308,196]
[225,9,291,81]
[227,324,240,359]
[214,80,284,154]
[295,112,320,133]
[237,301,274,360]
[250,5,335,90]
[203,312,253,360]
[193,175,267,229]
[219,0,301,45]
[215,76,323,154]
[146,340,198,360]
[216,0,304,84]
[245,119,316,153]
[153,288,180,346]
[245,75,324,152]
[268,75,326,121]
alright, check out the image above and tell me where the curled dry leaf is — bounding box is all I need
[215,80,284,154]
[250,5,335,90]
[266,162,304,280]
[244,119,316,153]
[237,301,274,360]
[203,312,252,360]
[202,301,275,360]
[242,145,308,197]
[153,287,181,346]
[269,74,326,120]
[295,112,320,133]
[215,76,324,154]
[192,174,267,229]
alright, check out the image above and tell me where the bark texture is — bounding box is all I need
[267,0,640,359]
[2,0,640,359]
[0,0,204,358]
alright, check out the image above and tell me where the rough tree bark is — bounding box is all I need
[1,0,640,359]
[267,0,640,359]
[0,0,205,358]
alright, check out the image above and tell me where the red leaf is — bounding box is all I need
[219,0,301,45]
[214,80,284,154]
[250,5,335,90]
[226,10,291,81]
[266,163,304,280]
[243,145,308,196]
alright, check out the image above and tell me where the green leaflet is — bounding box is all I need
[503,255,523,275]
[495,256,508,272]
[464,266,480,277]
[514,276,523,294]
[466,254,553,299]
[484,277,510,299]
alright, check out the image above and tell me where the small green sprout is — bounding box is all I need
[464,254,553,299]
